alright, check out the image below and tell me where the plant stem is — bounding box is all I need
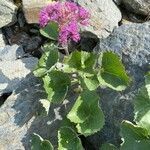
[64,45,69,56]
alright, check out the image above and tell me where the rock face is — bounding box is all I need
[95,22,150,66]
[0,75,44,150]
[77,0,122,38]
[0,45,38,95]
[122,0,150,16]
[22,0,51,24]
[0,0,17,28]
[0,74,75,150]
[89,22,150,149]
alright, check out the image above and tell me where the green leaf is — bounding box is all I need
[134,73,150,135]
[81,74,99,91]
[67,95,89,124]
[145,72,150,98]
[43,71,71,103]
[64,51,97,74]
[64,51,82,71]
[80,51,97,72]
[100,143,118,150]
[33,44,59,77]
[120,121,150,150]
[40,22,59,40]
[58,127,83,150]
[67,90,105,136]
[33,68,47,78]
[98,52,130,91]
[31,133,53,150]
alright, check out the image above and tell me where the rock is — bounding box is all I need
[88,22,150,149]
[0,74,75,149]
[0,44,25,61]
[0,0,17,28]
[0,30,6,48]
[113,0,122,5]
[22,0,51,24]
[0,58,38,95]
[78,0,122,38]
[122,0,150,16]
[0,53,38,94]
[95,22,150,66]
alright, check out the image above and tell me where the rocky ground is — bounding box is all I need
[0,0,150,150]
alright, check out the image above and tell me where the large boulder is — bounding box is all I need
[0,45,38,95]
[95,22,150,66]
[122,0,150,16]
[0,0,17,28]
[89,22,150,149]
[0,74,75,149]
[75,0,122,38]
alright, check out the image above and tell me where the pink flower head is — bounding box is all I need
[39,2,90,45]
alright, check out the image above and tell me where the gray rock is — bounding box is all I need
[95,22,150,66]
[0,0,17,28]
[0,44,25,61]
[78,0,122,38]
[0,57,38,95]
[88,22,150,149]
[122,0,150,16]
[0,74,75,149]
[0,29,6,48]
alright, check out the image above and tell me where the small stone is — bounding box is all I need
[0,0,17,28]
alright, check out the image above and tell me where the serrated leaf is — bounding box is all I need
[58,127,83,150]
[33,68,47,77]
[33,44,58,77]
[80,51,97,71]
[120,121,150,150]
[43,71,71,103]
[67,90,105,136]
[64,51,97,74]
[100,143,118,150]
[134,73,150,135]
[31,133,53,150]
[67,95,89,124]
[98,52,130,91]
[61,117,77,132]
[40,22,59,40]
[82,74,99,91]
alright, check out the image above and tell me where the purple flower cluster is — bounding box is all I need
[39,2,90,45]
